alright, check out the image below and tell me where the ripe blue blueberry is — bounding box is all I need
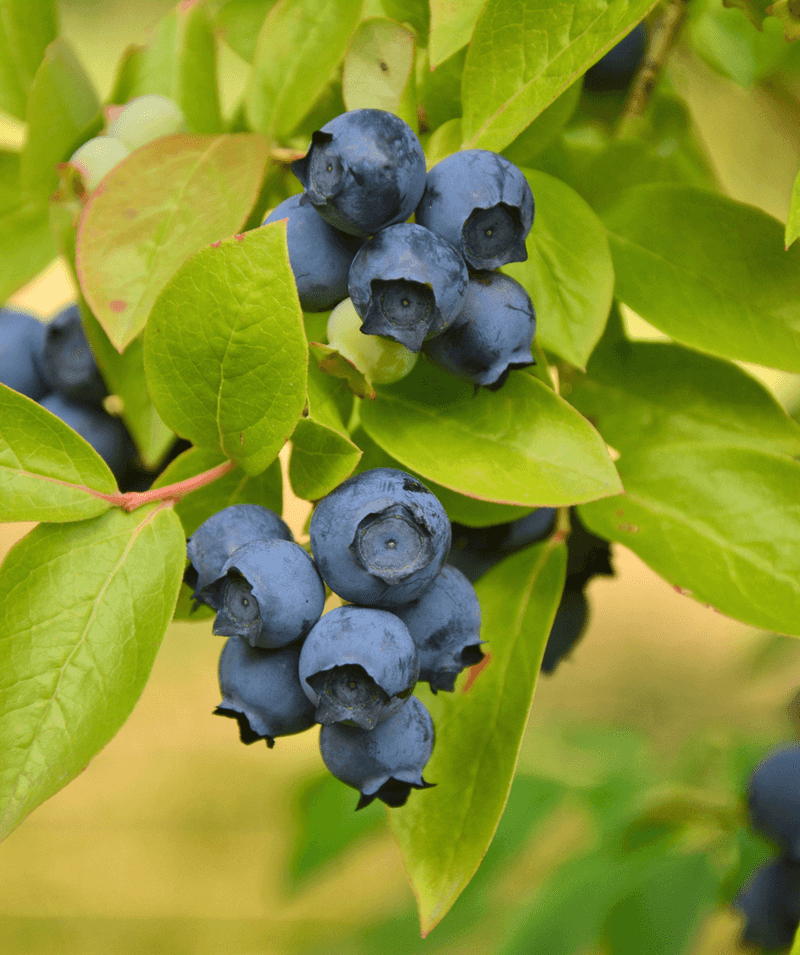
[0,307,48,400]
[584,24,648,93]
[733,857,800,950]
[415,149,534,271]
[263,193,363,311]
[448,507,557,582]
[186,504,293,599]
[540,589,587,674]
[392,565,483,693]
[40,392,133,476]
[298,605,419,730]
[347,223,469,353]
[423,271,536,389]
[319,694,435,809]
[215,636,317,747]
[309,467,452,608]
[292,109,427,237]
[747,744,800,861]
[207,539,325,649]
[40,304,108,406]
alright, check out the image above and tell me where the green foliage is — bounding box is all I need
[342,19,417,130]
[0,0,58,120]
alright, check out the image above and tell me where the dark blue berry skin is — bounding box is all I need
[392,565,483,693]
[0,307,48,400]
[540,589,587,674]
[186,504,293,598]
[448,508,557,582]
[40,304,108,406]
[298,605,419,730]
[208,539,325,649]
[309,467,452,608]
[292,109,427,238]
[215,636,317,747]
[347,223,469,353]
[415,150,534,271]
[733,857,800,950]
[263,194,363,311]
[584,24,647,93]
[423,271,536,388]
[319,694,435,809]
[747,744,800,861]
[40,392,133,476]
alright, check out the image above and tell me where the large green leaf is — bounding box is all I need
[603,184,800,373]
[578,445,800,636]
[0,0,58,119]
[21,38,101,200]
[215,0,278,63]
[360,361,622,507]
[119,3,222,133]
[391,539,567,935]
[501,81,581,167]
[0,383,117,523]
[246,0,362,141]
[568,313,800,457]
[503,169,614,369]
[428,0,485,68]
[143,223,307,476]
[787,164,800,250]
[461,0,658,152]
[0,197,56,302]
[0,503,185,841]
[76,133,267,351]
[342,18,416,130]
[289,417,361,501]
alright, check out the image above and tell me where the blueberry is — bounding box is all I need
[206,539,325,649]
[584,24,648,93]
[423,271,536,389]
[309,467,452,608]
[347,223,469,353]
[392,565,483,693]
[40,304,108,406]
[298,605,419,730]
[40,392,134,476]
[0,307,48,400]
[70,136,130,192]
[448,507,557,583]
[107,94,187,151]
[540,589,588,674]
[733,857,800,950]
[319,694,435,809]
[415,149,534,271]
[748,744,800,861]
[214,636,317,747]
[292,109,427,237]
[263,193,363,311]
[186,504,293,598]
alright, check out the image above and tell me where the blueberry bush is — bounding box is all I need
[2,0,800,950]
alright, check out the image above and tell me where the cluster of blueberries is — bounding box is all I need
[185,467,485,809]
[265,108,538,390]
[735,744,800,950]
[0,304,135,477]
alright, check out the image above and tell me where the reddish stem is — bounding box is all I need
[90,458,236,512]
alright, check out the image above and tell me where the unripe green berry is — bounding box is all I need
[327,298,418,384]
[69,136,130,192]
[107,94,188,151]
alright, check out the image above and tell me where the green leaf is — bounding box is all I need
[143,223,307,476]
[461,0,658,152]
[501,81,581,166]
[21,38,101,200]
[428,0,485,68]
[342,18,416,129]
[151,447,283,539]
[390,539,567,935]
[722,0,772,29]
[0,382,117,523]
[0,503,185,841]
[417,46,467,132]
[503,169,614,369]
[382,0,429,42]
[0,197,56,302]
[792,919,800,955]
[215,0,278,63]
[289,417,361,501]
[119,3,223,133]
[76,133,268,351]
[424,118,463,166]
[360,361,622,507]
[786,164,800,249]
[766,0,800,40]
[577,445,800,637]
[0,0,58,120]
[568,315,800,457]
[604,184,800,373]
[309,341,376,400]
[246,0,362,141]
[306,358,354,434]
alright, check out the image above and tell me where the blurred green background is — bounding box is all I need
[2,2,800,953]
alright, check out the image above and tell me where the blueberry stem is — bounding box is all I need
[89,458,236,512]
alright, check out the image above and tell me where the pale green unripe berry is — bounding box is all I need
[69,136,130,192]
[107,94,187,151]
[327,298,418,384]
